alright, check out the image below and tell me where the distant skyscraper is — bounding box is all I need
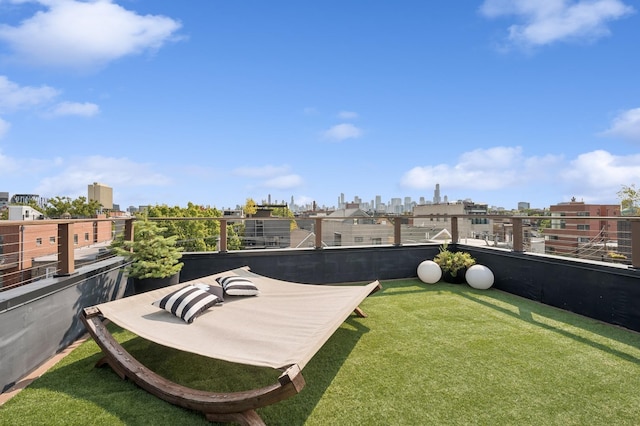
[518,202,530,211]
[433,184,441,204]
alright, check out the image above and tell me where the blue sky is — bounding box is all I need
[1,0,639,211]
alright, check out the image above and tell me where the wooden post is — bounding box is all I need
[219,219,227,252]
[451,217,459,243]
[124,218,134,252]
[512,217,524,252]
[632,219,640,269]
[56,223,74,276]
[314,218,323,249]
[393,218,402,246]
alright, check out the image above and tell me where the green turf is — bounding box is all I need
[2,279,640,425]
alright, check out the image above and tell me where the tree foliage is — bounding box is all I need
[244,198,258,216]
[44,196,103,218]
[618,184,639,213]
[144,202,243,251]
[270,205,298,230]
[111,219,183,279]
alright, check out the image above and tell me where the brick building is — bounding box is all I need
[545,200,621,259]
[0,216,112,288]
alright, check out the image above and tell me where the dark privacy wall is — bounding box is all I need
[0,258,128,393]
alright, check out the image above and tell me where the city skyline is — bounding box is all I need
[2,182,601,215]
[0,1,639,210]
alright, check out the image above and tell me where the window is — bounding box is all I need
[73,234,78,245]
[577,225,590,230]
[371,238,382,245]
[49,236,56,245]
[354,236,364,243]
[36,237,42,246]
[84,232,90,242]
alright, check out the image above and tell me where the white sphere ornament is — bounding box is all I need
[417,260,442,284]
[466,264,494,290]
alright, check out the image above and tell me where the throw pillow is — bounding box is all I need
[152,285,219,323]
[216,275,260,296]
[193,282,225,302]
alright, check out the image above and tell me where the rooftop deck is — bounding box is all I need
[1,214,640,416]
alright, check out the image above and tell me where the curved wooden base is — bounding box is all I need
[80,307,305,425]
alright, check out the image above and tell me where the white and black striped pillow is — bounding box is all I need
[216,275,260,296]
[193,283,225,302]
[152,285,219,323]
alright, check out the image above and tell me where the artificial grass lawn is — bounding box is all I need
[3,279,640,425]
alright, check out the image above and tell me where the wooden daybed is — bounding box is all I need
[80,267,380,425]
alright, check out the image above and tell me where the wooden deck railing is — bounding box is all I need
[1,214,639,289]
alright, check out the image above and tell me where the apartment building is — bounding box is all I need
[545,200,621,258]
[88,182,113,210]
[412,200,492,241]
[0,214,112,288]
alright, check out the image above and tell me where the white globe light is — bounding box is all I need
[466,264,494,290]
[417,260,442,284]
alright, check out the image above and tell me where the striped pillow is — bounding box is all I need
[216,275,260,296]
[193,283,225,302]
[152,285,219,323]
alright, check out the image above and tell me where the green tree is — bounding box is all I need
[111,219,183,279]
[244,198,258,216]
[44,196,102,218]
[145,202,239,252]
[618,184,639,214]
[270,205,298,231]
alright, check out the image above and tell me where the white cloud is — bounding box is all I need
[0,75,98,119]
[561,150,640,189]
[36,155,173,198]
[0,147,20,173]
[0,75,59,111]
[0,0,182,70]
[338,111,359,120]
[322,123,363,141]
[263,174,303,189]
[601,107,640,141]
[479,0,635,48]
[401,146,640,205]
[401,146,562,191]
[49,101,99,117]
[231,165,303,190]
[0,117,10,138]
